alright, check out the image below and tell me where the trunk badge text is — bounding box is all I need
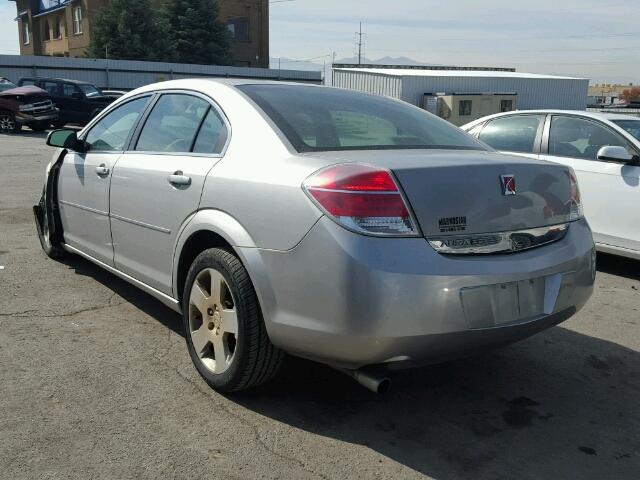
[500,174,517,196]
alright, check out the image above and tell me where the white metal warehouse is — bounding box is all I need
[332,65,589,111]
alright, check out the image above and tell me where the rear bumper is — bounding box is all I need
[15,108,59,124]
[242,217,595,369]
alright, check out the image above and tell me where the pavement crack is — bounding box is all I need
[0,293,126,319]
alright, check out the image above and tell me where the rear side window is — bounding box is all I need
[136,94,209,153]
[193,109,228,154]
[479,115,543,153]
[84,97,150,152]
[238,84,485,152]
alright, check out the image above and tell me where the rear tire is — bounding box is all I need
[29,121,48,132]
[182,248,283,392]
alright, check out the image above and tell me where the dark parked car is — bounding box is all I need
[101,90,127,99]
[18,77,114,127]
[0,77,59,133]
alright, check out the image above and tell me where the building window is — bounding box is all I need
[459,100,472,116]
[227,17,250,42]
[22,19,30,45]
[500,99,514,112]
[44,20,51,41]
[73,6,83,34]
[54,16,62,39]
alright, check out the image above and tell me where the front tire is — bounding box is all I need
[182,248,283,392]
[0,111,20,133]
[34,198,66,260]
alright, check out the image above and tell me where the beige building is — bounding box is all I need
[10,0,269,67]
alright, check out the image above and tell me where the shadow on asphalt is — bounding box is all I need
[60,255,184,336]
[597,252,640,280]
[61,252,639,479]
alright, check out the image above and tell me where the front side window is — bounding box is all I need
[62,83,77,97]
[136,94,209,153]
[84,97,150,152]
[193,109,228,154]
[611,119,640,141]
[459,100,472,116]
[73,6,83,34]
[549,116,633,161]
[42,81,59,95]
[479,115,543,154]
[239,85,485,153]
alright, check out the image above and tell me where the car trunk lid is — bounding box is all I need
[302,149,573,237]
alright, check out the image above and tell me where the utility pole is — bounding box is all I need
[355,22,364,65]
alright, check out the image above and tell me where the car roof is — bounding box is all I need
[20,77,96,86]
[463,109,640,128]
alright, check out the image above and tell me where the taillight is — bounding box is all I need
[567,168,583,221]
[303,163,419,236]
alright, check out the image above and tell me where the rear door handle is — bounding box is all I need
[95,164,109,176]
[168,171,192,186]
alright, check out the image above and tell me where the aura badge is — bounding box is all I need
[500,174,517,196]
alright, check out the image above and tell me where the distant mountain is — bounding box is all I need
[334,56,437,66]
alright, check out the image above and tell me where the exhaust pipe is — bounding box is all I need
[337,368,392,394]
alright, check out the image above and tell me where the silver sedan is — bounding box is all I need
[35,80,595,393]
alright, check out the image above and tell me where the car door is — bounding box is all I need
[57,95,152,265]
[40,80,67,122]
[62,82,93,125]
[540,114,640,252]
[476,114,545,160]
[109,92,229,295]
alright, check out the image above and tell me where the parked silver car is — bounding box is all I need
[35,80,595,393]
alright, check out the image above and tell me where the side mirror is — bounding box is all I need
[46,129,85,151]
[597,146,634,163]
[72,92,85,100]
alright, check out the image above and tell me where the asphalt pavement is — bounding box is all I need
[0,131,638,480]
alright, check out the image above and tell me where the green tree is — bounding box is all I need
[159,0,232,65]
[88,0,174,61]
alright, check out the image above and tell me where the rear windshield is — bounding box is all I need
[238,84,486,153]
[612,119,640,141]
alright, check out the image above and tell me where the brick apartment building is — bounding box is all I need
[9,0,269,67]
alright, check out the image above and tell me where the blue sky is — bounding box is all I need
[2,0,639,83]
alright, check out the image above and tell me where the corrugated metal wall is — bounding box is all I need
[333,70,589,111]
[0,55,322,89]
[332,70,402,99]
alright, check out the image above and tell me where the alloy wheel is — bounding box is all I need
[188,268,238,374]
[0,113,16,132]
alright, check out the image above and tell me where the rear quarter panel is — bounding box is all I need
[196,83,325,251]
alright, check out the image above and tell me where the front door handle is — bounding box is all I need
[95,164,109,176]
[168,171,192,186]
